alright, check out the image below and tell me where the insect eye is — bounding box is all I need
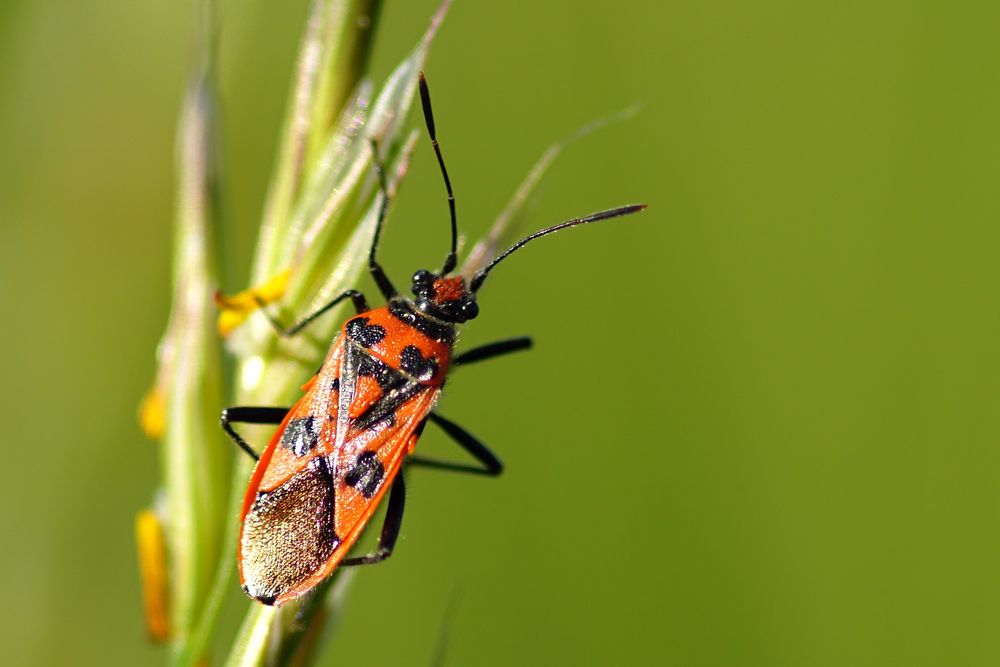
[412,270,433,285]
[461,300,479,320]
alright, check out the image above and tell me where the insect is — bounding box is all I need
[221,72,646,606]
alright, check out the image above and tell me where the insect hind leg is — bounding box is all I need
[340,472,406,566]
[407,412,503,477]
[220,406,290,461]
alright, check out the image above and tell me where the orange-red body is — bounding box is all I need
[239,300,453,605]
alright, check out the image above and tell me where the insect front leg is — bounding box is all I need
[257,289,370,338]
[220,406,290,461]
[407,412,503,477]
[366,139,399,300]
[340,472,407,566]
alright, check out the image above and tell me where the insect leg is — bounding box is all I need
[257,290,370,338]
[220,406,289,461]
[452,336,533,366]
[407,413,503,477]
[367,139,398,300]
[340,472,406,566]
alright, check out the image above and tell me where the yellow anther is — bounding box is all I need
[138,386,166,440]
[215,269,291,336]
[135,509,170,643]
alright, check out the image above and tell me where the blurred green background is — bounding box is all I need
[3,1,1000,665]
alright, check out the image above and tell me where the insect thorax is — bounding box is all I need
[387,297,458,344]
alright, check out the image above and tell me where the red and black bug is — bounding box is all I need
[221,73,645,606]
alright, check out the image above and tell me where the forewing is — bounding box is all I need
[331,369,438,546]
[240,340,438,605]
[239,344,345,604]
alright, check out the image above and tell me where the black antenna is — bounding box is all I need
[418,72,459,275]
[469,204,646,293]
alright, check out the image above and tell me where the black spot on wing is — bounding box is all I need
[399,345,438,382]
[351,381,425,432]
[279,416,319,457]
[344,345,427,432]
[343,451,385,499]
[346,317,387,348]
[355,353,399,390]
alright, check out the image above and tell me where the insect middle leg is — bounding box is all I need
[453,336,533,366]
[340,472,407,566]
[408,412,503,477]
[220,406,290,461]
[257,289,370,338]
